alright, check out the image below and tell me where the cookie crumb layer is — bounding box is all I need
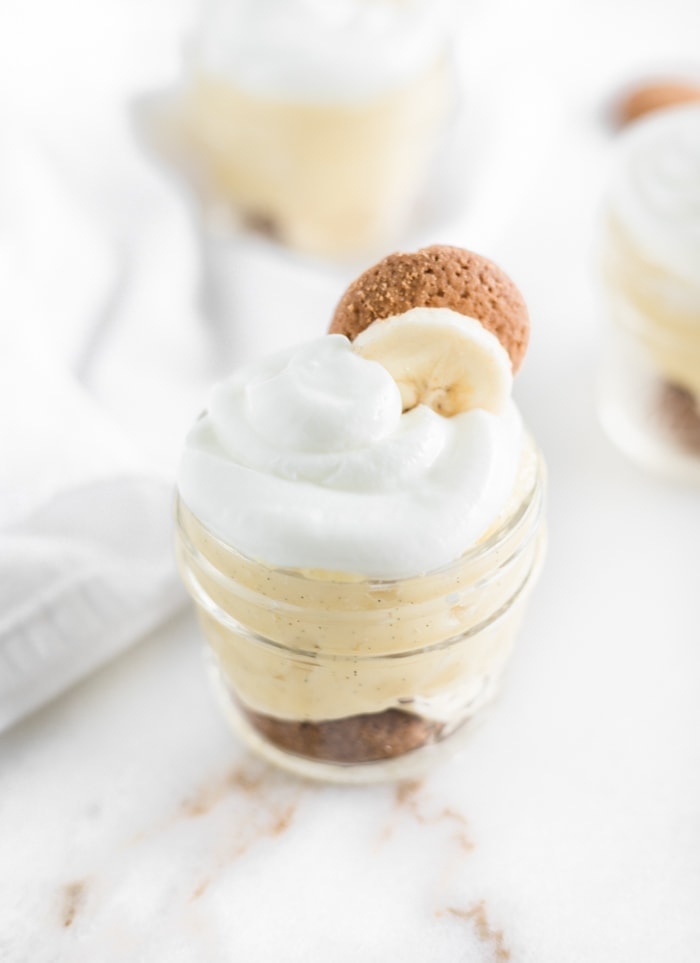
[658,382,700,455]
[244,707,445,763]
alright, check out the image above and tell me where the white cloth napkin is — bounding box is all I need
[0,134,195,732]
[0,114,349,733]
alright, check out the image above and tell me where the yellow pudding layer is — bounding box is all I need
[176,439,545,723]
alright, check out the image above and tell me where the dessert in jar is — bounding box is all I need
[598,103,700,480]
[177,0,455,258]
[176,246,546,782]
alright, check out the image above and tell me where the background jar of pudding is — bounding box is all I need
[177,0,457,260]
[597,104,700,482]
[175,442,546,784]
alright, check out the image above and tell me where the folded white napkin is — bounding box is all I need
[0,136,190,732]
[0,475,180,733]
[0,119,352,733]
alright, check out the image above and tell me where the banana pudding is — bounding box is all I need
[176,246,546,781]
[178,0,454,258]
[599,103,700,479]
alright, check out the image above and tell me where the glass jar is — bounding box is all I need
[175,446,546,784]
[174,0,458,260]
[597,105,700,482]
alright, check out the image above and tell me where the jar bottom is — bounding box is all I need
[242,706,445,765]
[204,657,496,784]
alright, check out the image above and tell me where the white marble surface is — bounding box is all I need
[2,0,700,960]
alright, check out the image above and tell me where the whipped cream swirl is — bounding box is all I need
[609,103,700,288]
[190,0,454,102]
[178,335,523,578]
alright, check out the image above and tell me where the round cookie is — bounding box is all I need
[329,245,529,372]
[615,80,700,128]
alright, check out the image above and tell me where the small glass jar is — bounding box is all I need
[173,0,458,261]
[175,447,546,784]
[597,105,700,482]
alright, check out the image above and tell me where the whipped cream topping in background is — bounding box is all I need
[178,329,523,579]
[189,0,454,102]
[608,103,700,291]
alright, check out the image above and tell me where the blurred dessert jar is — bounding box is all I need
[598,103,700,479]
[179,0,456,258]
[175,246,546,783]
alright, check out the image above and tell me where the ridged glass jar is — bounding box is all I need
[597,105,700,483]
[175,445,546,784]
[176,1,457,259]
[598,213,700,482]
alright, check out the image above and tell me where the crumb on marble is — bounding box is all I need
[393,781,474,852]
[270,802,296,837]
[181,765,267,818]
[440,807,475,853]
[60,880,87,929]
[446,902,511,961]
[229,799,301,861]
[395,779,424,805]
[190,879,210,902]
[227,765,267,795]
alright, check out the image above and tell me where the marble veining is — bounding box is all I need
[59,880,88,930]
[442,903,511,962]
[390,779,474,854]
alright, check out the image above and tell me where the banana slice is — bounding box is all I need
[352,306,513,417]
